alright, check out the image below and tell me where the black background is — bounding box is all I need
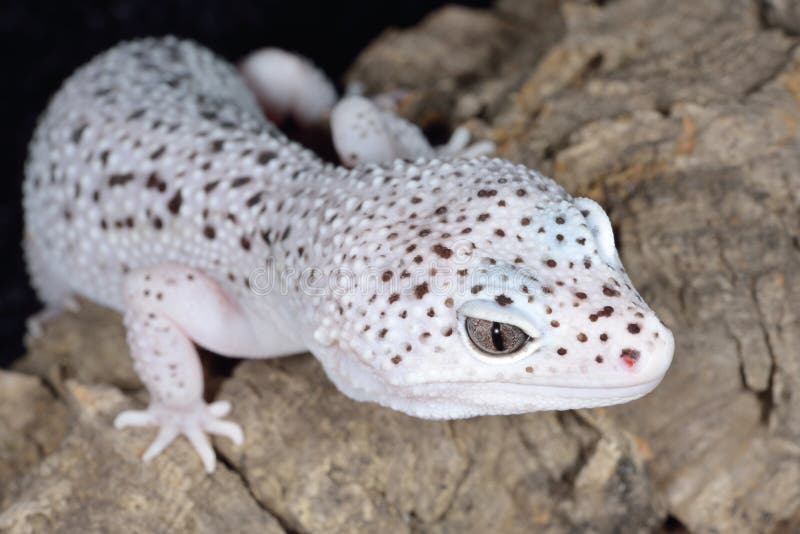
[0,0,491,367]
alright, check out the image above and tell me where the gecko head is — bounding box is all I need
[324,158,674,418]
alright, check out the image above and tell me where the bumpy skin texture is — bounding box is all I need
[23,37,674,471]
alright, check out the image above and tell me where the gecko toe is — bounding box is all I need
[185,427,216,473]
[208,400,232,417]
[205,419,244,445]
[114,409,155,428]
[142,425,180,461]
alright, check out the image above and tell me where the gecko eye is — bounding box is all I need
[464,317,531,356]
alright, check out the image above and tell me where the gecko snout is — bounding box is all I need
[622,316,674,385]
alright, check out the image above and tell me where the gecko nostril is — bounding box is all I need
[620,348,640,368]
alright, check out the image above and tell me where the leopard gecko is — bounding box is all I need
[23,37,674,473]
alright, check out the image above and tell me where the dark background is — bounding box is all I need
[0,0,491,368]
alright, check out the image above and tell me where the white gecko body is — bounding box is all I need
[23,37,674,472]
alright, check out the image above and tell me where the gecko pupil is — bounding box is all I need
[491,322,505,351]
[465,317,530,356]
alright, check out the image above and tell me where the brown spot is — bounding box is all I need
[525,366,534,373]
[520,217,530,226]
[557,348,567,356]
[210,139,224,152]
[471,285,484,294]
[584,259,592,269]
[150,145,166,159]
[628,323,641,334]
[167,189,182,215]
[550,320,560,327]
[495,229,505,237]
[203,226,216,239]
[477,213,490,222]
[576,237,586,245]
[575,292,587,299]
[391,355,402,365]
[477,189,497,197]
[414,282,430,299]
[388,293,400,304]
[577,333,588,342]
[418,229,431,237]
[240,236,251,251]
[555,216,565,224]
[427,308,435,317]
[382,271,393,282]
[603,285,621,297]
[600,333,608,341]
[231,176,251,188]
[246,192,263,207]
[432,244,453,259]
[108,173,135,187]
[257,151,275,164]
[495,294,513,306]
[143,173,166,193]
[378,328,388,339]
[445,298,454,308]
[546,259,557,268]
[595,355,604,363]
[410,196,422,204]
[413,255,423,264]
[435,206,447,215]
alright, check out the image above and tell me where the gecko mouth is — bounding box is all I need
[392,376,667,419]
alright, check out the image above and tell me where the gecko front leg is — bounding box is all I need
[114,264,264,473]
[330,95,495,167]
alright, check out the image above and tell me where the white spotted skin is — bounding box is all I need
[239,48,337,127]
[24,37,674,435]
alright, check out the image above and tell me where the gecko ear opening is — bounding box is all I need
[573,197,622,270]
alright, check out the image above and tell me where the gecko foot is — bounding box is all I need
[436,126,496,159]
[114,399,243,473]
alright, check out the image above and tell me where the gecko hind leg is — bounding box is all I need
[114,263,266,473]
[24,233,81,338]
[238,48,337,128]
